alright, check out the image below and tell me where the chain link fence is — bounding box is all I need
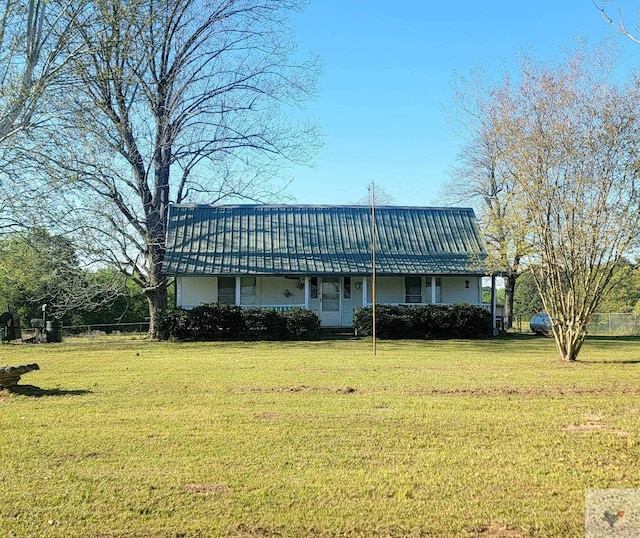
[587,313,640,336]
[514,313,640,336]
[62,322,150,340]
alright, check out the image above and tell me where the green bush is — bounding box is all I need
[243,308,288,339]
[187,304,245,340]
[283,307,320,339]
[156,308,190,341]
[353,304,492,339]
[157,305,319,341]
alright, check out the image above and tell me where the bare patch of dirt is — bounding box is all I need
[397,385,640,397]
[561,414,628,436]
[231,385,356,395]
[51,451,103,466]
[469,522,527,537]
[182,483,229,495]
[253,411,283,422]
[232,523,285,537]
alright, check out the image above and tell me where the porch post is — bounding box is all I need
[304,276,310,308]
[491,274,497,335]
[235,276,241,306]
[362,276,368,306]
[431,276,436,304]
[175,277,182,308]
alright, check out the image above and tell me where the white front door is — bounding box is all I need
[320,276,342,326]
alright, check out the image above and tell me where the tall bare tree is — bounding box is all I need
[26,0,321,335]
[0,0,84,231]
[443,69,527,329]
[0,0,82,143]
[597,1,640,43]
[501,45,640,360]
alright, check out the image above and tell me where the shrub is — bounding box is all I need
[243,308,288,340]
[157,305,319,341]
[187,304,245,340]
[156,308,190,341]
[283,307,320,339]
[353,304,492,339]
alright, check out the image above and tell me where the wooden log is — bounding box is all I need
[0,363,39,387]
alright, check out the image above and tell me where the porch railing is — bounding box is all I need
[364,302,492,311]
[239,304,306,312]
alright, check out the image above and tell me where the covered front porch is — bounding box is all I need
[175,274,498,328]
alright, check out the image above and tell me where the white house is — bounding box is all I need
[162,204,495,328]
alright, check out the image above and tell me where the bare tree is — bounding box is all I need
[350,183,396,206]
[25,0,321,335]
[0,0,85,233]
[501,45,640,361]
[597,1,640,43]
[443,69,527,329]
[0,0,82,143]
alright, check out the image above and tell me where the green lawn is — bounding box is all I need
[1,335,639,537]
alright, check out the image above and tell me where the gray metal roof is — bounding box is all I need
[162,205,486,276]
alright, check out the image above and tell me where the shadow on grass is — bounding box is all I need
[586,335,640,343]
[4,385,92,397]
[582,359,640,364]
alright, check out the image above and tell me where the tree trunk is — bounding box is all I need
[552,319,587,361]
[503,272,518,330]
[144,238,167,337]
[145,277,167,338]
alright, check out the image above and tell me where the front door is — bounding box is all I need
[320,276,342,326]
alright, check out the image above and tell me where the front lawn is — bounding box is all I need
[1,335,639,537]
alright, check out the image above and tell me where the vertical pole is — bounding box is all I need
[235,276,241,306]
[491,274,497,335]
[304,277,310,309]
[371,182,377,356]
[362,277,368,306]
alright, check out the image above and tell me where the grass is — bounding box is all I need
[1,335,640,537]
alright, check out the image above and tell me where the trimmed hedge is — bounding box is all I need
[352,304,492,339]
[156,304,319,341]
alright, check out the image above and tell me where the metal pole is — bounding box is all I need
[371,182,376,356]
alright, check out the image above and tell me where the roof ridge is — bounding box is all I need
[169,203,476,212]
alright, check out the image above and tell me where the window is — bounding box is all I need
[405,276,422,303]
[343,277,351,299]
[240,276,256,305]
[218,277,235,305]
[310,277,318,299]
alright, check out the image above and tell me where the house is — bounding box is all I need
[162,204,496,328]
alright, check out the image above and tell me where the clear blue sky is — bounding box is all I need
[285,1,640,206]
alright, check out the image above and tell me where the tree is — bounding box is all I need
[350,183,396,206]
[24,0,321,335]
[442,69,527,329]
[513,271,544,319]
[0,228,128,323]
[0,0,77,142]
[0,0,85,230]
[594,261,640,313]
[597,1,640,43]
[499,44,640,360]
[66,269,149,326]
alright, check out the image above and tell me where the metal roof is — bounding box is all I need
[162,205,486,276]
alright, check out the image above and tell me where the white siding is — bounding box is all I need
[366,276,403,304]
[441,276,482,304]
[259,277,306,306]
[178,277,217,308]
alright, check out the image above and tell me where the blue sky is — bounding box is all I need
[285,1,640,206]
